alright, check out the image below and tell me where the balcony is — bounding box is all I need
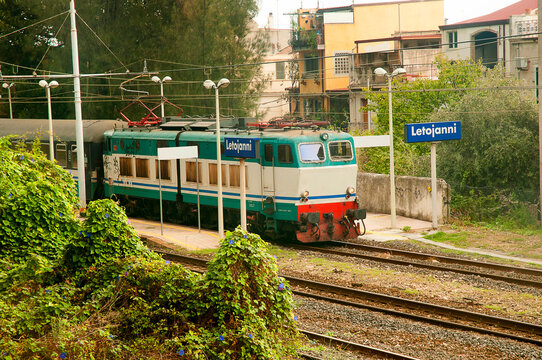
[349,69,387,89]
[291,29,324,51]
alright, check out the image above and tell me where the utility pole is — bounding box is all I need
[70,0,86,209]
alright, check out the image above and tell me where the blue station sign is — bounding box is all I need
[404,121,461,143]
[224,137,260,158]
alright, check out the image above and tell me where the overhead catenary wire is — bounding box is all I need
[1,7,541,120]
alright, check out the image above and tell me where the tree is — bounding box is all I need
[0,0,268,120]
[433,68,538,198]
[359,57,485,175]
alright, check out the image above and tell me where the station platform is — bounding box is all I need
[130,212,434,250]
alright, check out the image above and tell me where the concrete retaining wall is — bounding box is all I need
[357,173,448,222]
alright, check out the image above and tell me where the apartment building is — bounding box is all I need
[290,0,444,129]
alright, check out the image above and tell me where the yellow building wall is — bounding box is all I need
[323,0,444,92]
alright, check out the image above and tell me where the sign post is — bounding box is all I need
[404,121,461,229]
[157,146,199,235]
[224,137,259,231]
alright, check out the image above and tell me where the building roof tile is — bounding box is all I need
[444,0,537,28]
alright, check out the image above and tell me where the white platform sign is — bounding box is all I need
[158,146,198,160]
[353,135,390,148]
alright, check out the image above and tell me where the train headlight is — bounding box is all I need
[320,133,329,141]
[300,190,309,202]
[346,186,355,198]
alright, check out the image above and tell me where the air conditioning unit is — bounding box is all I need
[516,57,529,70]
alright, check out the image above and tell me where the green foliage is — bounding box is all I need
[359,58,539,226]
[1,226,300,359]
[434,68,538,195]
[192,227,300,359]
[0,137,80,262]
[0,0,269,119]
[449,190,538,229]
[63,199,148,271]
[359,57,485,175]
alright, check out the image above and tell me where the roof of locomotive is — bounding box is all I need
[105,126,353,143]
[0,119,127,142]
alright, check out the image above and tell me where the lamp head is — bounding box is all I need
[2,83,13,89]
[203,80,216,89]
[163,76,172,83]
[391,68,407,77]
[217,78,230,89]
[151,76,160,83]
[374,67,388,76]
[49,81,59,88]
[39,80,48,88]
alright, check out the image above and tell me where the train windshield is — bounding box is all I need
[328,141,353,161]
[299,143,325,162]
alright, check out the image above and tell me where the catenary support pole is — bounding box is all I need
[70,0,86,208]
[215,87,224,239]
[388,76,396,228]
[240,158,247,231]
[46,86,54,161]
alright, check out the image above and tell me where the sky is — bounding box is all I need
[254,0,522,29]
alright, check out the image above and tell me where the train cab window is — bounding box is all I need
[40,143,50,160]
[229,164,247,188]
[264,144,273,162]
[299,143,325,162]
[278,144,293,164]
[186,161,203,183]
[157,140,169,148]
[329,141,353,161]
[209,163,227,185]
[119,157,133,176]
[135,158,149,178]
[56,143,68,167]
[155,160,171,180]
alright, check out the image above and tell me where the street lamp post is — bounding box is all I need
[152,75,172,119]
[374,67,406,229]
[2,83,14,120]
[203,78,230,239]
[39,80,60,161]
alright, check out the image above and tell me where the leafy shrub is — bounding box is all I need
[1,227,300,359]
[450,190,538,228]
[63,199,148,272]
[0,138,80,262]
[183,227,300,359]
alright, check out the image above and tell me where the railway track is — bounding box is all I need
[155,250,542,347]
[288,242,542,289]
[300,329,421,360]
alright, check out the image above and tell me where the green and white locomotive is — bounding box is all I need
[102,117,366,242]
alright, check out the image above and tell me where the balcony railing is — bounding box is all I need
[349,69,388,89]
[291,29,324,51]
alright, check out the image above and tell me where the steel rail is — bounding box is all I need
[294,289,542,346]
[330,241,542,277]
[286,275,542,338]
[300,329,421,360]
[290,244,542,289]
[154,250,542,343]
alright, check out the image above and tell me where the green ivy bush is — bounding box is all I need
[174,227,300,359]
[0,138,80,262]
[1,228,301,359]
[63,199,148,272]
